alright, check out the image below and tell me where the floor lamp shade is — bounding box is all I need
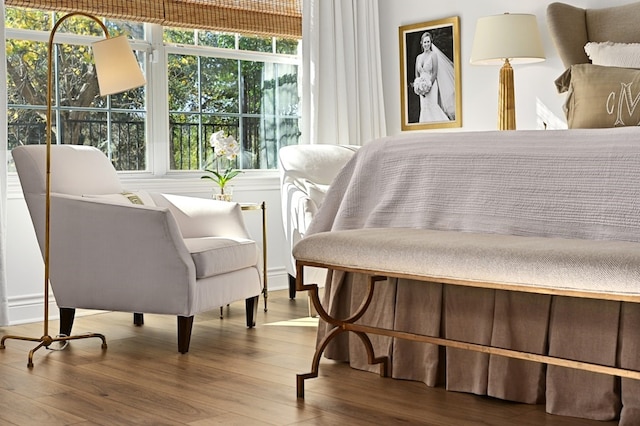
[470,14,545,130]
[92,35,146,96]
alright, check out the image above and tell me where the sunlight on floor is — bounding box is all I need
[264,316,319,327]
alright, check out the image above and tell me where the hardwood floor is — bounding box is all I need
[0,290,618,425]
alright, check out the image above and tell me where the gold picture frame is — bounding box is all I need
[399,16,462,130]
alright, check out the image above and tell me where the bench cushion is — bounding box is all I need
[293,228,640,300]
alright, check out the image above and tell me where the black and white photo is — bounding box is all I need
[399,17,462,130]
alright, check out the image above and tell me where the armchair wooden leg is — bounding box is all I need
[59,308,75,336]
[133,313,144,326]
[288,274,296,299]
[177,316,194,354]
[245,296,259,328]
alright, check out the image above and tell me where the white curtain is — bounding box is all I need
[301,0,386,146]
[0,1,8,326]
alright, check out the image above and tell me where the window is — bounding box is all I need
[164,28,301,172]
[5,7,301,173]
[6,8,147,171]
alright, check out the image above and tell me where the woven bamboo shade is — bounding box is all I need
[5,0,302,38]
[5,0,165,24]
[164,0,301,38]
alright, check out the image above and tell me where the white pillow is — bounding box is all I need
[83,190,156,206]
[584,41,640,68]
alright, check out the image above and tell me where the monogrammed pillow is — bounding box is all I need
[555,64,640,128]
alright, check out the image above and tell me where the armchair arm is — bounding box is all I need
[48,194,197,316]
[150,193,252,239]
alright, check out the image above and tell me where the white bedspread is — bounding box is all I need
[309,128,640,242]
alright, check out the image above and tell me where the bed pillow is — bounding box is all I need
[584,42,640,68]
[83,190,155,206]
[555,64,640,128]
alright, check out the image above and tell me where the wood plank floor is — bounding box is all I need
[0,290,618,425]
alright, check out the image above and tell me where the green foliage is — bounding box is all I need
[198,31,235,48]
[201,167,243,190]
[164,28,195,44]
[6,7,51,31]
[276,38,299,55]
[239,35,272,52]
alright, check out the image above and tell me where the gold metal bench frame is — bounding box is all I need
[295,259,640,399]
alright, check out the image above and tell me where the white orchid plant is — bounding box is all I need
[201,131,243,195]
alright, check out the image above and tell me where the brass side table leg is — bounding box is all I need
[261,201,268,312]
[240,201,268,312]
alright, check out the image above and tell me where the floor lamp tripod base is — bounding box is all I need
[1,332,107,368]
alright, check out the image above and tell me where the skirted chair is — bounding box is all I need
[279,144,359,299]
[12,144,263,353]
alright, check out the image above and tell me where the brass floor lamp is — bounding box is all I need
[0,12,145,367]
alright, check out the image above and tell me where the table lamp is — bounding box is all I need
[470,13,545,130]
[0,12,145,367]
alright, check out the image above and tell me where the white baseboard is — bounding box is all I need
[6,292,58,325]
[7,269,291,325]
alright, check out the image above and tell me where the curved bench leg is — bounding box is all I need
[353,330,389,378]
[296,272,389,398]
[297,326,344,398]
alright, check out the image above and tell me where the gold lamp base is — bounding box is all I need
[1,332,107,368]
[498,58,516,130]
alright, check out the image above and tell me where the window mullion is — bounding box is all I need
[147,23,169,176]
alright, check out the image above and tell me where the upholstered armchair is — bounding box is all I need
[279,144,359,299]
[12,144,262,353]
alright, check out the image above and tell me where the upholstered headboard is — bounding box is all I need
[547,2,640,68]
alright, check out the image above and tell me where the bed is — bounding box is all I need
[304,2,640,423]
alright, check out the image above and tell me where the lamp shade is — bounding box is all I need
[470,13,545,65]
[91,35,146,96]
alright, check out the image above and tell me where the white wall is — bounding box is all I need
[378,0,634,134]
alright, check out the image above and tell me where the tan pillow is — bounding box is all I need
[555,64,640,128]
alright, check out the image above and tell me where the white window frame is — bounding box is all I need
[7,20,300,196]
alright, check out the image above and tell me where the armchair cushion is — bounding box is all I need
[150,193,251,239]
[184,237,258,279]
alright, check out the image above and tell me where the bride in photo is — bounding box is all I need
[413,31,456,123]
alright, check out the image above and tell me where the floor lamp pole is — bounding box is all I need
[0,12,111,368]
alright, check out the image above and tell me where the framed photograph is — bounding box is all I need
[399,16,462,130]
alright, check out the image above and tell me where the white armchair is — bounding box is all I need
[12,144,263,353]
[279,144,359,298]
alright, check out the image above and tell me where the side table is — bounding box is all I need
[240,202,267,311]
